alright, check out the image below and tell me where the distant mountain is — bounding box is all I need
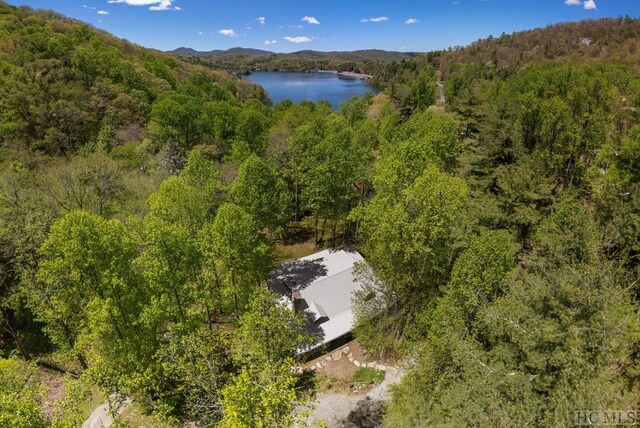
[168,47,275,57]
[286,49,416,62]
[167,47,419,74]
[168,47,415,62]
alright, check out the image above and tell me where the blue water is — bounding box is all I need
[244,72,380,108]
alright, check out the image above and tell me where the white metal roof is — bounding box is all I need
[269,249,365,350]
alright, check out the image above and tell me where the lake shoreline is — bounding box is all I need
[243,71,380,109]
[316,70,373,80]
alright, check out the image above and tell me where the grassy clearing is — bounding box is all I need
[117,402,175,428]
[77,386,105,419]
[275,241,317,262]
[351,367,385,384]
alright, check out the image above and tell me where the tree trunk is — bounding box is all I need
[332,217,338,247]
[294,178,299,222]
[231,272,239,319]
[314,216,319,245]
[320,218,327,243]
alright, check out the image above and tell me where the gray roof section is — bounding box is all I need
[300,268,359,318]
[268,249,366,350]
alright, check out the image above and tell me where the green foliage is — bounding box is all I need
[199,203,273,316]
[386,207,639,427]
[150,93,204,150]
[159,327,231,426]
[374,111,462,198]
[231,154,290,234]
[235,108,270,155]
[232,287,313,366]
[136,216,201,328]
[445,230,516,323]
[0,357,47,428]
[41,154,124,217]
[338,96,369,126]
[219,361,299,428]
[361,164,469,298]
[356,163,468,353]
[589,127,640,270]
[33,211,144,367]
[298,114,370,245]
[351,367,385,384]
[148,151,222,236]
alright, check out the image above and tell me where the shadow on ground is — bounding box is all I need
[339,397,386,428]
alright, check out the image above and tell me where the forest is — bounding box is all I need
[1,1,640,426]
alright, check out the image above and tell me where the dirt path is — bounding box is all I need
[82,398,131,428]
[303,366,405,427]
[436,81,446,105]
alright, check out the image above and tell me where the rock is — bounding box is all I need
[348,357,353,363]
[347,353,353,359]
[343,346,350,353]
[367,362,377,368]
[377,364,387,371]
[354,360,360,367]
[325,356,332,361]
[332,350,342,361]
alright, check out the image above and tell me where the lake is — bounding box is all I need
[244,72,380,108]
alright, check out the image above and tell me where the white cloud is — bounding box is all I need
[302,16,320,25]
[107,0,179,11]
[82,5,97,10]
[97,9,109,14]
[264,40,277,46]
[583,0,596,9]
[283,36,312,43]
[218,28,237,37]
[257,16,266,26]
[198,31,203,35]
[565,0,581,4]
[149,1,172,11]
[405,18,419,25]
[361,16,389,23]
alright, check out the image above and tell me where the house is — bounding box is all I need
[268,248,366,351]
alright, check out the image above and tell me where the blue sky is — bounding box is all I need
[5,0,639,52]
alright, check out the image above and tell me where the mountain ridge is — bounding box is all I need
[167,47,418,61]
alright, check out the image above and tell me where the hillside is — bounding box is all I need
[441,16,640,71]
[368,16,640,115]
[0,1,266,155]
[371,16,640,88]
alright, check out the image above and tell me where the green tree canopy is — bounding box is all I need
[231,154,290,235]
